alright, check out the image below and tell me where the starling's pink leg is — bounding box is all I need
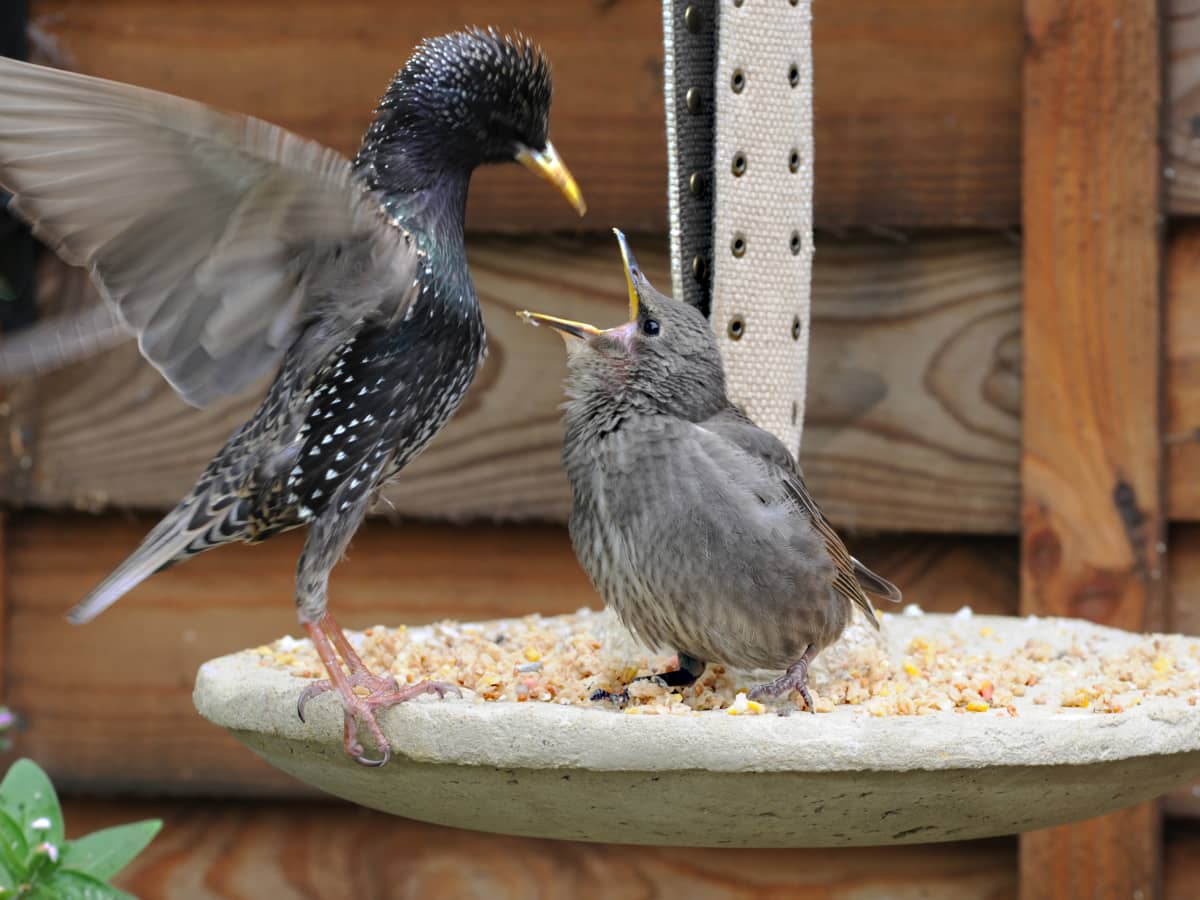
[748,644,817,713]
[296,613,460,766]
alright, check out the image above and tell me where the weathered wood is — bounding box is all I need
[1165,524,1200,820]
[1167,227,1200,521]
[10,235,1023,533]
[27,0,1023,231]
[5,511,1017,795]
[58,798,1020,900]
[1167,0,1200,215]
[1165,822,1200,900]
[1019,1,1165,898]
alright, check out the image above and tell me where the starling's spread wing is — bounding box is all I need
[0,57,415,407]
[698,406,902,627]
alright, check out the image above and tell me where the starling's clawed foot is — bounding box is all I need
[298,613,460,766]
[749,645,817,713]
[590,653,706,708]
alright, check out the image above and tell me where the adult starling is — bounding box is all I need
[519,230,901,710]
[0,29,585,765]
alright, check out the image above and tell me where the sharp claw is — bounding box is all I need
[297,680,333,722]
[355,748,388,767]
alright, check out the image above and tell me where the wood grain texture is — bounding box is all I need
[1166,227,1200,521]
[26,0,1023,231]
[1165,821,1200,900]
[4,511,1016,795]
[59,799,1020,900]
[1167,0,1200,214]
[1165,524,1200,820]
[7,235,1022,533]
[1019,1,1165,897]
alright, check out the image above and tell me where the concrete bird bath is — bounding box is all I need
[193,610,1200,847]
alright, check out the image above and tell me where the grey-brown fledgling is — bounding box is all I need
[0,30,586,766]
[519,230,900,710]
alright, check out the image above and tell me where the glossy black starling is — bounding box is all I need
[519,230,900,711]
[0,29,585,765]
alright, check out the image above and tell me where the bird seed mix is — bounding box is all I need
[255,606,1200,717]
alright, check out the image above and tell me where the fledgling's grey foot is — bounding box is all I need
[749,645,817,713]
[590,652,707,706]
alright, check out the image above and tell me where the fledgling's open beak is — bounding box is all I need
[518,227,648,341]
[515,310,602,340]
[612,227,646,318]
[516,141,587,217]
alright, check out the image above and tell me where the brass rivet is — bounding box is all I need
[789,0,799,6]
[731,69,745,94]
[728,316,745,340]
[686,87,702,114]
[731,152,747,176]
[789,149,801,172]
[688,171,705,195]
[790,231,802,255]
[734,0,744,6]
[789,64,800,88]
[731,234,746,257]
[692,255,708,282]
[684,5,702,33]
[792,316,802,340]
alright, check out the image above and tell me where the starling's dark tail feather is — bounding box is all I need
[66,494,237,624]
[851,557,903,604]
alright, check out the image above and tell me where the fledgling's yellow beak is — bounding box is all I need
[516,310,602,340]
[516,141,587,216]
[612,228,642,319]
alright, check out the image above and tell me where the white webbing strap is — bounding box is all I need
[710,0,813,454]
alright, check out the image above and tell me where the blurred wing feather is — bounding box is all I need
[0,57,413,406]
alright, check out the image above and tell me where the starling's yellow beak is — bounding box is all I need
[516,310,602,340]
[516,141,587,217]
[612,227,642,319]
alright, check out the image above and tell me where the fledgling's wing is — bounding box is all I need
[0,57,416,407]
[698,405,902,627]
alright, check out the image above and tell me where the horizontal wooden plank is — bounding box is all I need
[9,234,1023,533]
[29,0,1023,230]
[6,512,1018,795]
[60,798,1019,899]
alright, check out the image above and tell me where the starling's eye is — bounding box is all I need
[642,318,661,337]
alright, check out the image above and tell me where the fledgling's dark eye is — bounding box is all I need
[642,318,661,336]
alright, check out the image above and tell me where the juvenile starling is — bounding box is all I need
[519,230,900,710]
[0,29,585,765]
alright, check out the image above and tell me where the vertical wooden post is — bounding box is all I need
[1020,1,1165,898]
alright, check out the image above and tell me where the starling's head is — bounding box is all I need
[519,229,727,420]
[357,29,584,214]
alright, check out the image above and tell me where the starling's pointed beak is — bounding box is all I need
[612,228,644,319]
[516,141,587,217]
[516,310,602,341]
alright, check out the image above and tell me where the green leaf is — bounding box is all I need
[0,809,28,886]
[30,869,133,899]
[0,760,63,846]
[62,819,161,881]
